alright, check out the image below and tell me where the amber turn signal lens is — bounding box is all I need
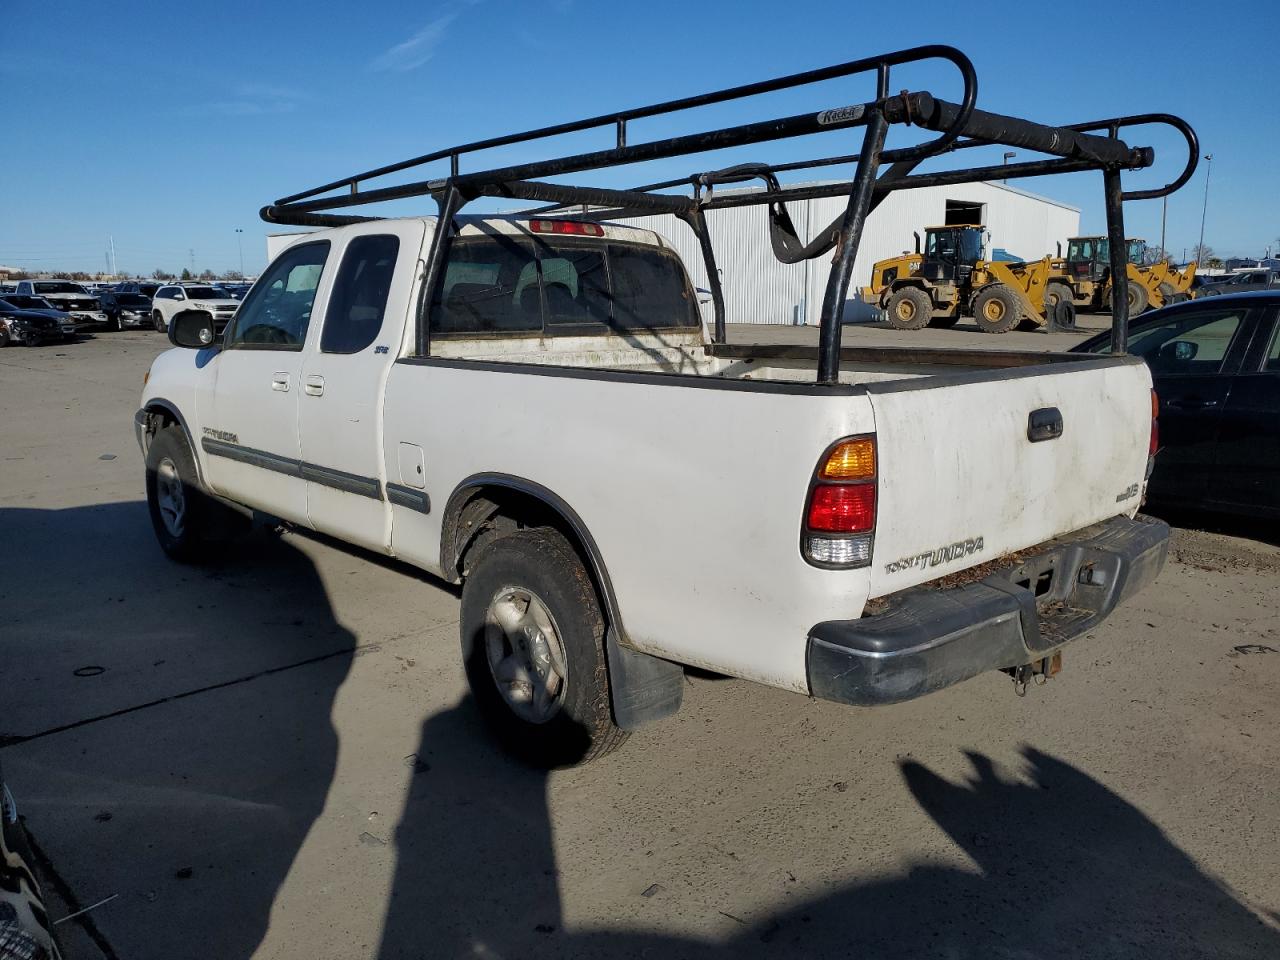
[820,437,876,480]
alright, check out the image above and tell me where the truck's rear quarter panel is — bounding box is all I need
[382,363,876,692]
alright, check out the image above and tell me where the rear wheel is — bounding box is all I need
[460,528,627,766]
[1127,281,1151,315]
[884,287,932,331]
[973,285,1022,334]
[1045,281,1073,310]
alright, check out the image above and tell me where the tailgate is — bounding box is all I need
[865,355,1153,598]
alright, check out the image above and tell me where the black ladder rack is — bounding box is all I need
[261,44,1198,382]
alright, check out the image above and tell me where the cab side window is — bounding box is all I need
[228,241,330,350]
[321,235,400,354]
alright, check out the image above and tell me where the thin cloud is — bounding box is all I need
[370,14,458,73]
[188,82,306,117]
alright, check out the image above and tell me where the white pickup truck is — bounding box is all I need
[136,213,1168,763]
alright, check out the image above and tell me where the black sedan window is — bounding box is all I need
[1126,308,1248,376]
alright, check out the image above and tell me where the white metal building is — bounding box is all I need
[618,180,1079,324]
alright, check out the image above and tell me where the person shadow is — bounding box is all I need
[378,725,1280,959]
[0,501,356,960]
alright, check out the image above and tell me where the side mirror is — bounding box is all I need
[695,286,713,306]
[169,310,216,349]
[1158,340,1198,362]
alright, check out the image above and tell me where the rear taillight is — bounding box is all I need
[1150,389,1160,457]
[803,435,876,569]
[529,219,604,237]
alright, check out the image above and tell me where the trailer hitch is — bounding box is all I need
[1004,652,1063,697]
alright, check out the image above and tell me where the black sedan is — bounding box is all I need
[1074,291,1280,517]
[98,290,155,330]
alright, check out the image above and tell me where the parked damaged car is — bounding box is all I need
[0,299,71,346]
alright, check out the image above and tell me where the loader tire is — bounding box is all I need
[884,287,932,331]
[1045,282,1073,310]
[973,285,1022,334]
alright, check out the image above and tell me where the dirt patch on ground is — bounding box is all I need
[1169,527,1280,576]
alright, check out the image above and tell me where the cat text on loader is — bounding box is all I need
[1049,236,1196,315]
[862,224,1076,334]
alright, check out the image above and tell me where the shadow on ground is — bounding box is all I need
[2,504,1275,959]
[0,502,356,960]
[379,717,1280,959]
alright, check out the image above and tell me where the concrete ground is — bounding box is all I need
[1,324,1277,959]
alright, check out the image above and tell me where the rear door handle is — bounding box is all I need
[271,373,290,392]
[304,375,325,397]
[1165,398,1219,410]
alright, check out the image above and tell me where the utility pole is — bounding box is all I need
[108,235,117,276]
[1159,197,1167,263]
[1196,153,1213,264]
[235,228,244,276]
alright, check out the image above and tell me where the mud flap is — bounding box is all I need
[604,628,684,730]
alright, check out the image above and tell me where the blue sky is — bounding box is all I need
[3,0,1275,275]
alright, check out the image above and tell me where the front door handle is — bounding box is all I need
[271,372,291,392]
[304,375,325,397]
[1165,398,1219,410]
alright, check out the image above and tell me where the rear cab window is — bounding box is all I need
[429,230,698,337]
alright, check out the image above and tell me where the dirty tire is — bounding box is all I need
[1126,280,1151,315]
[460,528,628,766]
[1048,298,1078,331]
[1045,282,1073,310]
[146,425,243,563]
[884,287,932,331]
[973,285,1021,334]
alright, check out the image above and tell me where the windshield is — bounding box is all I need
[183,286,226,299]
[925,228,982,264]
[1127,240,1147,264]
[34,281,87,294]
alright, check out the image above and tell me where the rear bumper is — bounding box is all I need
[806,515,1169,706]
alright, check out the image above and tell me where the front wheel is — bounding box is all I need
[0,327,9,348]
[460,528,627,766]
[973,285,1022,334]
[145,425,245,562]
[153,311,166,332]
[108,313,122,332]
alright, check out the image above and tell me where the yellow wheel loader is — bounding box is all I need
[862,225,1074,334]
[1050,236,1196,315]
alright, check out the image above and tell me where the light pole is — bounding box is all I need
[1002,151,1015,184]
[1196,154,1213,265]
[235,228,244,277]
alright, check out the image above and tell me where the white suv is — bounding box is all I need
[150,284,239,334]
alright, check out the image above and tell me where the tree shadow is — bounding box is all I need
[378,730,1280,959]
[0,502,356,960]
